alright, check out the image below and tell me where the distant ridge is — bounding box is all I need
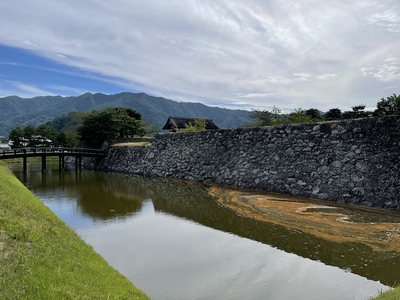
[0,92,252,136]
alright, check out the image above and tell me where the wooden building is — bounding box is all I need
[162,117,219,132]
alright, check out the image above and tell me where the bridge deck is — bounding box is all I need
[0,147,108,160]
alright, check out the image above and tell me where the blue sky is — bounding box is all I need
[1,0,400,111]
[0,45,141,96]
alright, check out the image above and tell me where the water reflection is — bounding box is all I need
[11,162,398,299]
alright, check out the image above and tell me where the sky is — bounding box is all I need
[0,0,399,112]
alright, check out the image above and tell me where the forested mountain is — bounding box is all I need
[0,92,252,136]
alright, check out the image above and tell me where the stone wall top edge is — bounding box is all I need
[153,116,399,140]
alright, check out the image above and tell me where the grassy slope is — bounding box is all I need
[0,162,149,300]
[372,289,400,300]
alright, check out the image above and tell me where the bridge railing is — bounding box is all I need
[0,147,108,158]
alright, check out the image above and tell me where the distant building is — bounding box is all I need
[162,116,219,132]
[8,135,53,148]
[0,142,11,150]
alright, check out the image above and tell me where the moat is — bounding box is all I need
[11,161,400,300]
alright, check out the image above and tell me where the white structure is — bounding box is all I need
[0,142,11,150]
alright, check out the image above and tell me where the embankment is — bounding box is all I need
[0,162,148,299]
[96,116,400,210]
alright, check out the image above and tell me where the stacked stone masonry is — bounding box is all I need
[95,117,400,210]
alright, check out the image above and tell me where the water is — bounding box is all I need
[12,162,399,300]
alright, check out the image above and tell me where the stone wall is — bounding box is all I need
[96,116,400,209]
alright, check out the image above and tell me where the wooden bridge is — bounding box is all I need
[0,147,108,172]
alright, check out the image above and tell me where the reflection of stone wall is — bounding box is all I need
[97,116,400,209]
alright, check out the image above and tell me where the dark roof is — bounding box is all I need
[162,117,219,130]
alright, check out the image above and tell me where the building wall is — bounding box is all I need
[96,116,400,209]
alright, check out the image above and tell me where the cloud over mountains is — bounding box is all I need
[0,0,399,111]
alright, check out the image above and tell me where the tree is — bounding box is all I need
[22,125,36,146]
[78,108,146,148]
[8,126,24,148]
[287,108,312,124]
[56,131,69,147]
[324,108,342,121]
[108,108,146,138]
[342,104,370,119]
[305,108,323,121]
[373,94,400,117]
[248,106,284,127]
[144,120,160,136]
[249,109,273,126]
[36,124,58,146]
[183,118,207,132]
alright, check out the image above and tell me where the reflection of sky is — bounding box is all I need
[75,201,388,300]
[36,192,101,230]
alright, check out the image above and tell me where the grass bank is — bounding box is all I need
[0,162,149,299]
[372,288,400,300]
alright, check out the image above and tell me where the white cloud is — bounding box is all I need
[0,80,56,97]
[361,55,400,82]
[237,93,275,99]
[361,65,400,82]
[0,0,400,111]
[43,84,88,95]
[366,7,400,32]
[317,73,338,81]
[293,73,312,81]
[0,62,19,66]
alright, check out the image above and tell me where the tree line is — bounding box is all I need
[8,107,147,149]
[248,93,400,127]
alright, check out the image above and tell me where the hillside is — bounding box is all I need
[0,92,252,136]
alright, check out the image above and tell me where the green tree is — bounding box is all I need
[324,108,342,121]
[270,106,287,125]
[16,125,39,147]
[305,108,323,121]
[78,108,146,148]
[342,104,370,119]
[22,125,36,145]
[36,124,58,146]
[108,107,146,138]
[78,110,114,148]
[373,93,400,117]
[287,108,312,124]
[55,131,69,147]
[144,120,161,136]
[248,106,284,126]
[8,126,24,148]
[249,109,273,126]
[183,118,207,132]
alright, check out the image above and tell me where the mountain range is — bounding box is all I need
[0,92,252,136]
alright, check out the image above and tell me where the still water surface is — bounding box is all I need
[12,162,400,300]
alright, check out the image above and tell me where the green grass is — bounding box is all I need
[371,287,400,300]
[0,162,149,300]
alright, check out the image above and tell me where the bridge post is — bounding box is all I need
[59,155,65,171]
[42,155,46,172]
[75,155,82,171]
[23,156,27,172]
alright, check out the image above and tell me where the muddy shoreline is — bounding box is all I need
[209,186,400,252]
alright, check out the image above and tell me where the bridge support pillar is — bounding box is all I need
[23,157,27,172]
[59,155,65,171]
[41,155,46,172]
[75,155,81,171]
